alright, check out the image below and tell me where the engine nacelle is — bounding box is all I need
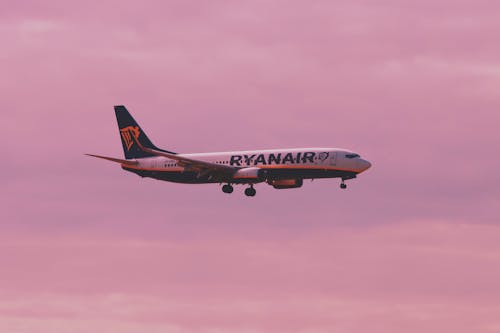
[233,167,267,181]
[268,178,303,189]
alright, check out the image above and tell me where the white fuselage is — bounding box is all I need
[121,148,371,184]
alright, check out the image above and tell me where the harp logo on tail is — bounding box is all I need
[120,126,140,151]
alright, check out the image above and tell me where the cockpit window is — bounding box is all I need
[345,153,360,159]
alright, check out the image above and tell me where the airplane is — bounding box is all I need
[86,106,372,197]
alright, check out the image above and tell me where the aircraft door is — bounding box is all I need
[152,158,161,169]
[329,152,337,166]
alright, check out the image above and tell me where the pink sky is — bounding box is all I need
[2,0,500,332]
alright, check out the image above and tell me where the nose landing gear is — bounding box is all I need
[339,174,356,189]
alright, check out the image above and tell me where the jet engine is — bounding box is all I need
[267,178,303,189]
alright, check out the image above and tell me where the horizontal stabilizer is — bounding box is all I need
[85,154,139,165]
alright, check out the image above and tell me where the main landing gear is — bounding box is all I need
[340,180,347,189]
[221,184,256,197]
[244,185,256,197]
[222,184,234,193]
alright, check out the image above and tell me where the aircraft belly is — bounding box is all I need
[122,167,211,184]
[123,167,357,184]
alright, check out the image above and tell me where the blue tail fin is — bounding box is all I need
[114,105,176,159]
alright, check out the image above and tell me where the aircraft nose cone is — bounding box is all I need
[358,159,372,172]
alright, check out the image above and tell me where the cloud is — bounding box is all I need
[1,221,500,332]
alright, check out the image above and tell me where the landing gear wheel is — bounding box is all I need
[244,186,256,197]
[222,184,234,194]
[340,181,347,189]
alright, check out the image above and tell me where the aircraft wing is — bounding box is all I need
[131,135,237,177]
